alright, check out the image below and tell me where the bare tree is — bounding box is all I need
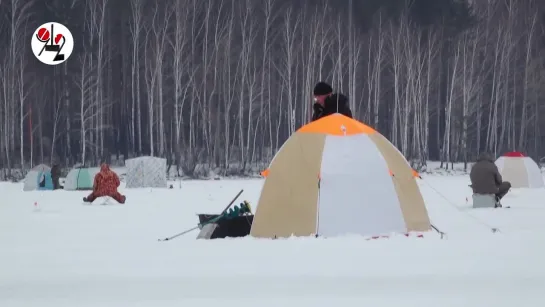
[199,0,214,164]
[441,39,461,166]
[458,26,484,169]
[10,0,33,172]
[518,10,538,149]
[419,30,439,166]
[259,0,278,159]
[95,0,108,162]
[49,86,63,166]
[149,0,171,157]
[75,54,97,164]
[143,25,156,156]
[388,18,404,147]
[1,56,11,173]
[179,0,205,175]
[18,58,33,167]
[236,0,259,171]
[278,7,301,136]
[219,0,238,173]
[129,0,144,154]
[346,0,363,116]
[84,0,109,163]
[170,0,191,174]
[367,12,386,129]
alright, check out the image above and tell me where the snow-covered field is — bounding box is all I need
[1,170,545,306]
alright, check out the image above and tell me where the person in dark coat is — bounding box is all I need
[51,164,62,190]
[469,152,511,207]
[83,163,126,204]
[311,82,353,122]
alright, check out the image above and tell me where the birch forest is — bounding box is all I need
[1,0,545,178]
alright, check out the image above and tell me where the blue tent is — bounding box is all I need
[37,171,54,190]
[23,166,54,191]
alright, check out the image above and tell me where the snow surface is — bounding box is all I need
[1,172,545,306]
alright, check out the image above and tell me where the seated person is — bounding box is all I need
[469,152,511,208]
[83,163,126,204]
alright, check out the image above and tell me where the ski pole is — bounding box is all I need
[158,189,244,241]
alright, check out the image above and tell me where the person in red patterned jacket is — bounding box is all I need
[83,164,126,204]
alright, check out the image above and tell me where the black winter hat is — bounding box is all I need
[313,82,333,96]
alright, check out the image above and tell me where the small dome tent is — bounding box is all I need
[23,164,53,191]
[125,156,167,188]
[250,114,431,239]
[64,167,100,190]
[495,152,544,188]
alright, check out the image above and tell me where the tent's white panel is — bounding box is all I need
[125,156,167,188]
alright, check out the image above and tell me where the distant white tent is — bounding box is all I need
[23,164,52,191]
[125,156,167,188]
[495,151,544,188]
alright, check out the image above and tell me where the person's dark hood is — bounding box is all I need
[477,152,494,162]
[313,82,333,96]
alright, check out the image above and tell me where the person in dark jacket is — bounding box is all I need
[469,152,511,207]
[51,164,62,190]
[311,82,353,122]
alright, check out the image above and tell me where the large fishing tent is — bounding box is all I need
[495,151,544,188]
[251,114,431,239]
[23,164,53,191]
[125,156,167,188]
[64,167,100,190]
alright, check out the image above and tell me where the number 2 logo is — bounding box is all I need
[31,22,74,66]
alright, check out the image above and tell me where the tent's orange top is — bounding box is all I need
[262,168,420,178]
[262,114,421,178]
[297,113,376,136]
